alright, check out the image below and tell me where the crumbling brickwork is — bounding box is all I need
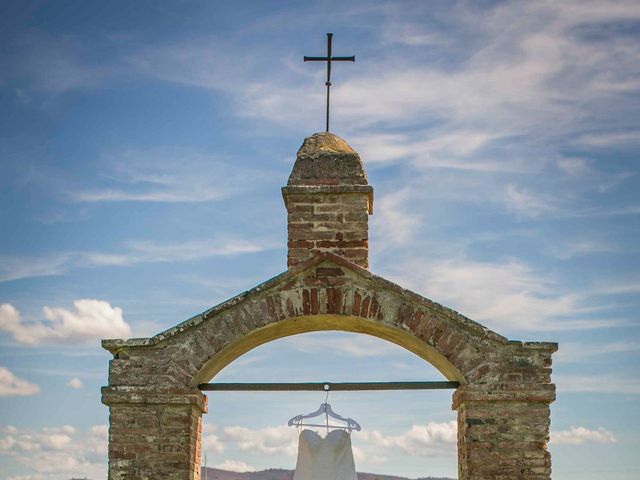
[102,133,556,480]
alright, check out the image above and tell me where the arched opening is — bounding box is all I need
[191,315,466,387]
[199,329,459,479]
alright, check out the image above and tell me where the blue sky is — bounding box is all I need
[0,0,639,479]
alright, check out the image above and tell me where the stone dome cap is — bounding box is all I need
[287,132,369,186]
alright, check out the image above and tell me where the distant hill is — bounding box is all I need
[202,467,455,480]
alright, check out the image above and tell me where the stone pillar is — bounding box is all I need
[102,386,207,480]
[453,385,555,480]
[282,132,373,269]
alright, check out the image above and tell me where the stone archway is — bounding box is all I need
[102,253,556,480]
[102,132,556,479]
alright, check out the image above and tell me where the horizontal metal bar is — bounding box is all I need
[197,381,460,392]
[304,56,356,62]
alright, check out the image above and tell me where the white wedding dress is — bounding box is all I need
[293,429,357,480]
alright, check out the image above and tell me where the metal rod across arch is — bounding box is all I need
[197,381,460,392]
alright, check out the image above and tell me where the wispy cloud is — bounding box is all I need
[8,1,637,231]
[351,130,517,173]
[0,300,131,345]
[0,254,72,283]
[556,374,640,394]
[73,189,228,203]
[576,131,640,147]
[555,341,640,363]
[83,238,273,267]
[388,257,616,332]
[372,189,422,251]
[504,184,561,219]
[3,32,108,94]
[380,22,450,47]
[235,0,639,140]
[70,148,268,204]
[544,238,621,260]
[592,281,640,296]
[286,332,399,358]
[551,426,617,445]
[0,367,40,397]
[0,237,276,283]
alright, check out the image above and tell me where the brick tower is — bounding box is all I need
[282,132,374,269]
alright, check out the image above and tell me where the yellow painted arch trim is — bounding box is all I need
[190,314,466,387]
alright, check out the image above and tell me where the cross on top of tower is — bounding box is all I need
[304,33,355,133]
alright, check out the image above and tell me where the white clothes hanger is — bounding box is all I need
[287,385,361,432]
[288,403,361,432]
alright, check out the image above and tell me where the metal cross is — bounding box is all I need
[304,33,355,132]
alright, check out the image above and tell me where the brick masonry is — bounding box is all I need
[102,133,556,480]
[283,132,373,268]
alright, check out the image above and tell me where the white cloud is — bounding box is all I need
[390,257,606,331]
[351,445,369,464]
[351,130,514,172]
[83,238,271,267]
[214,459,255,472]
[556,157,593,177]
[217,422,455,465]
[127,36,256,93]
[223,425,298,456]
[544,238,619,260]
[556,374,640,394]
[0,425,107,478]
[6,32,107,94]
[551,426,617,445]
[0,237,276,283]
[203,425,225,455]
[380,22,449,47]
[67,377,83,389]
[555,341,640,363]
[69,148,271,204]
[593,282,640,296]
[0,367,40,397]
[372,189,422,250]
[73,189,228,203]
[221,0,639,144]
[576,131,640,147]
[504,185,560,218]
[0,254,72,283]
[0,300,131,345]
[367,421,457,457]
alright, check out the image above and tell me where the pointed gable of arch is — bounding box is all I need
[104,252,554,392]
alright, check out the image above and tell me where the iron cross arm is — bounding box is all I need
[304,56,356,62]
[304,33,355,132]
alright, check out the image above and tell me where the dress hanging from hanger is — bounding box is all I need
[293,429,358,480]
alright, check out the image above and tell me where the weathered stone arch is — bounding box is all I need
[102,254,555,480]
[102,133,556,479]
